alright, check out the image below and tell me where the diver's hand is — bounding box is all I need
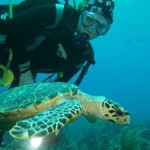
[19,69,34,86]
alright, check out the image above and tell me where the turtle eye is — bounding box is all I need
[115,108,125,116]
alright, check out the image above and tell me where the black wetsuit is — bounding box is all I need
[0,0,93,87]
[0,0,95,146]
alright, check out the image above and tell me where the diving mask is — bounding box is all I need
[81,11,110,36]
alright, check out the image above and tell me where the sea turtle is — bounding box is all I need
[0,82,130,139]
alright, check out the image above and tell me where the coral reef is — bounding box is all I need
[117,125,149,150]
[1,118,150,150]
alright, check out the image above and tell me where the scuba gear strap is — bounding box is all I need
[74,40,95,86]
[74,61,93,86]
[9,0,13,19]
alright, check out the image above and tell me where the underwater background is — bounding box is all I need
[0,0,150,149]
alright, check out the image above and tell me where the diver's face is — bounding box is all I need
[76,11,110,40]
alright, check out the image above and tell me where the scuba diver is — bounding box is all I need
[0,0,115,88]
[0,0,114,146]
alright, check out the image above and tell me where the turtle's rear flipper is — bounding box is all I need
[9,99,82,139]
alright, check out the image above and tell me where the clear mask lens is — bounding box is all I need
[81,11,110,35]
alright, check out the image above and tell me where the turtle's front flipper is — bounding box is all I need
[9,99,82,139]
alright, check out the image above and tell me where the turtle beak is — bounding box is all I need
[121,111,130,124]
[112,109,131,125]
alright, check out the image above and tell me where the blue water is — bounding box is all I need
[77,0,150,123]
[0,0,150,149]
[89,0,150,124]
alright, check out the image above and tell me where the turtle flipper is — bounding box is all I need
[9,99,82,139]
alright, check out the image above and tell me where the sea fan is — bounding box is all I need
[118,126,146,150]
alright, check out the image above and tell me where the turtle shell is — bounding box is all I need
[0,82,78,130]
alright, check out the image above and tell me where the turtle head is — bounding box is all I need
[95,96,130,125]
